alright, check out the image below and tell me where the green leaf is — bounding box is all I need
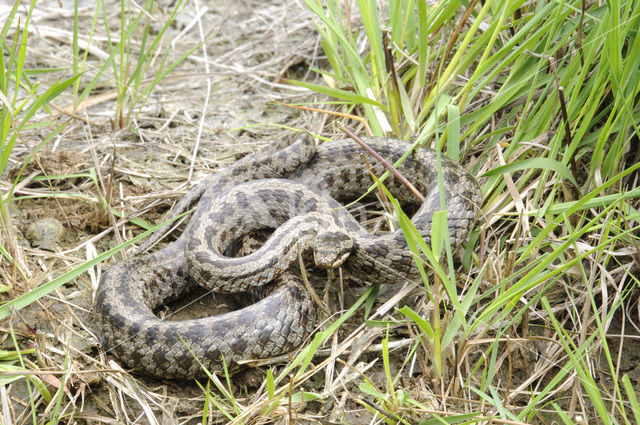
[418,412,481,425]
[266,368,275,400]
[446,104,460,161]
[286,78,385,108]
[430,210,448,261]
[482,157,578,187]
[398,306,435,340]
[622,374,640,424]
[290,391,322,403]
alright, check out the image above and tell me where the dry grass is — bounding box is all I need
[1,0,639,424]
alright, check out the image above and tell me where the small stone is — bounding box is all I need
[26,217,64,251]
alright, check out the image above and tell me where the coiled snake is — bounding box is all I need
[94,135,481,379]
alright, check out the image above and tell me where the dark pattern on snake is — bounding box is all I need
[95,135,482,378]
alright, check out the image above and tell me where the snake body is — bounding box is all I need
[95,136,481,379]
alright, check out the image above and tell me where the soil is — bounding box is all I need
[1,0,639,424]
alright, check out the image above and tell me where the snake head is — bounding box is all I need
[313,230,354,269]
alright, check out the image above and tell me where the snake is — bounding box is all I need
[94,135,481,379]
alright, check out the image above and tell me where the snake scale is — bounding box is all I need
[94,135,481,379]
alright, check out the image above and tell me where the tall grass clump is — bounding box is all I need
[69,0,206,128]
[294,0,640,422]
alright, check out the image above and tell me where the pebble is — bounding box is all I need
[26,217,64,250]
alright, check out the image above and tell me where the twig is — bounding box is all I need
[338,124,425,202]
[427,0,481,91]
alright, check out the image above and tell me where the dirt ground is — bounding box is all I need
[1,0,639,424]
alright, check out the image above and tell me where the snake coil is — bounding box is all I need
[95,135,481,379]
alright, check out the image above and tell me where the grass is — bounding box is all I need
[1,0,640,423]
[294,0,640,423]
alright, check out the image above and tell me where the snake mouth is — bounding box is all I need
[331,251,352,269]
